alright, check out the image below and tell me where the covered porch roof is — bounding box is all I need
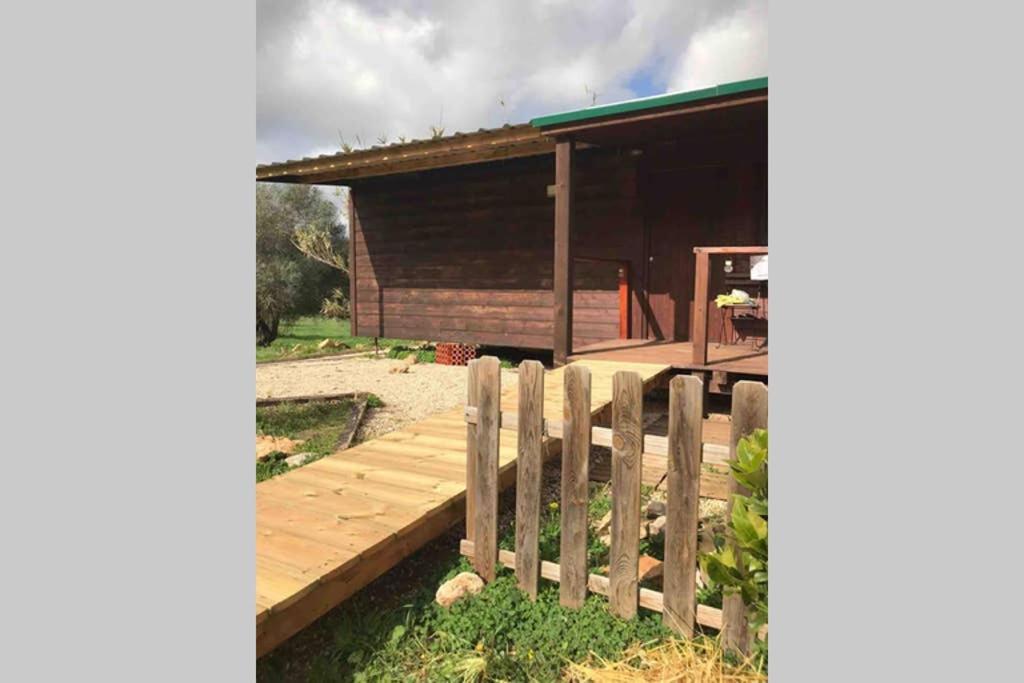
[255,77,767,184]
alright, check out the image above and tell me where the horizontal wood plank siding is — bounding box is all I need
[352,152,639,349]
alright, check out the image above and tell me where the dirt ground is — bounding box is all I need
[256,354,519,442]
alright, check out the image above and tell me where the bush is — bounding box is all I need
[700,428,768,632]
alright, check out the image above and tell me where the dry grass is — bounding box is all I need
[564,637,767,683]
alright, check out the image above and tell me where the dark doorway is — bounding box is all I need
[643,165,720,341]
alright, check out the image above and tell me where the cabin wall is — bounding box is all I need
[640,127,768,344]
[349,121,766,351]
[351,151,641,349]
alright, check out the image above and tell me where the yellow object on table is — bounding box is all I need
[715,293,750,308]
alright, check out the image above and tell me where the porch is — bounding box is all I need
[568,338,767,377]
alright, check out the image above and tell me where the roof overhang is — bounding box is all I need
[255,77,767,184]
[256,124,553,185]
[530,77,766,131]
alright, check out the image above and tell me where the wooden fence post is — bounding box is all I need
[663,375,704,637]
[466,359,479,543]
[560,363,591,607]
[515,360,545,599]
[473,356,501,581]
[721,380,768,655]
[610,371,643,619]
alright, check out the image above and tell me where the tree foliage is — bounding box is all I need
[256,184,348,345]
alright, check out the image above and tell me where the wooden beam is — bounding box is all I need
[692,249,710,365]
[463,406,731,466]
[473,357,501,581]
[610,371,643,619]
[553,138,575,366]
[560,364,591,608]
[465,360,479,543]
[693,246,768,255]
[348,190,358,336]
[663,375,703,637]
[515,360,544,600]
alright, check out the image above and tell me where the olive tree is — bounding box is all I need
[256,183,347,345]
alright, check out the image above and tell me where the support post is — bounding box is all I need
[553,138,575,366]
[692,248,710,365]
[347,189,358,336]
[465,359,479,542]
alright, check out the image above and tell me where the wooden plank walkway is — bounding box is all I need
[256,359,671,657]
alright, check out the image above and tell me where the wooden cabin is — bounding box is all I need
[257,78,768,388]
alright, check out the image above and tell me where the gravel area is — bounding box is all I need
[256,355,518,442]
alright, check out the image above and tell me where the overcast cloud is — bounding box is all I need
[256,0,766,165]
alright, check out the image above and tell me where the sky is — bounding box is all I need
[256,0,767,166]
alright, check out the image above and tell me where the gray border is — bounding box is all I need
[772,2,1020,680]
[2,1,253,679]
[5,1,1020,679]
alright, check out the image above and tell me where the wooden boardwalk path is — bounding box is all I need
[256,359,671,657]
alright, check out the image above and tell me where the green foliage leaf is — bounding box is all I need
[699,428,769,635]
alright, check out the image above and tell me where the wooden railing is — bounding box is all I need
[692,245,768,366]
[462,356,768,651]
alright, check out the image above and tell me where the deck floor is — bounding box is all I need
[256,358,673,657]
[569,339,768,376]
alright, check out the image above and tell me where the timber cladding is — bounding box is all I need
[350,150,641,350]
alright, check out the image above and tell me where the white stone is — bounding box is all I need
[435,572,485,608]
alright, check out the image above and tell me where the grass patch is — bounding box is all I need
[256,316,419,363]
[258,483,740,682]
[256,396,378,482]
[384,344,436,364]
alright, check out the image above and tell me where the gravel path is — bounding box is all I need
[256,355,518,442]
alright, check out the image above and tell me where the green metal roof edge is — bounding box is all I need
[529,76,767,129]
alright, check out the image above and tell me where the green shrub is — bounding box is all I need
[700,428,768,631]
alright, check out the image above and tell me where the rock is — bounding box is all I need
[285,452,314,467]
[638,554,663,582]
[435,572,484,608]
[649,515,667,536]
[593,510,613,535]
[646,500,666,518]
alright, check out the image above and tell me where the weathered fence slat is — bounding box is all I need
[721,380,768,655]
[461,365,767,641]
[559,364,591,608]
[465,360,479,543]
[662,375,703,636]
[610,371,643,619]
[515,360,545,600]
[472,356,501,581]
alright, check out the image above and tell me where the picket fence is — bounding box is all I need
[461,357,767,653]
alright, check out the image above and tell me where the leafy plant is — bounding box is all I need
[320,287,350,319]
[700,428,768,632]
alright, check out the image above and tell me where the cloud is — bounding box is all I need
[257,0,766,164]
[667,1,767,91]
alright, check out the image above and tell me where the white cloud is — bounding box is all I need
[667,1,767,91]
[257,0,766,164]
